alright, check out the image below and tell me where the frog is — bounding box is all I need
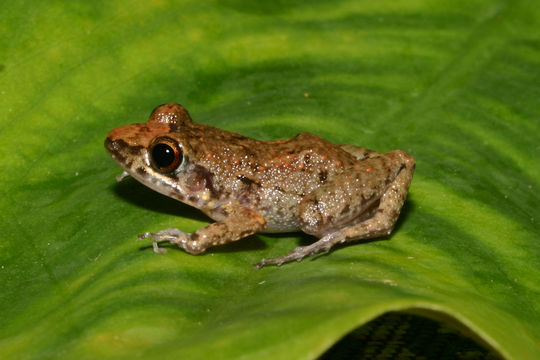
[105,103,415,268]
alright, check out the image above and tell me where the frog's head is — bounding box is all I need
[105,103,210,206]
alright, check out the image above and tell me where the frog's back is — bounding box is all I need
[187,130,358,232]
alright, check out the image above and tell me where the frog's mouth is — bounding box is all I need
[106,138,151,185]
[105,135,184,200]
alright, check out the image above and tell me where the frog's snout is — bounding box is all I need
[105,125,147,158]
[105,131,143,165]
[104,136,114,152]
[105,131,123,154]
[105,135,127,163]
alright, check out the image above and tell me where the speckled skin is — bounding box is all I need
[105,104,415,268]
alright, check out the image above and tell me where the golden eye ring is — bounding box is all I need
[149,137,183,173]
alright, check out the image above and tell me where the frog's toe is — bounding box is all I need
[138,232,151,240]
[152,241,168,254]
[253,250,307,269]
[138,228,184,242]
[155,227,184,240]
[254,241,335,268]
[138,228,190,253]
[115,171,130,182]
[253,256,301,269]
[253,258,272,269]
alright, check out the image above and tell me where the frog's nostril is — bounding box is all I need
[105,137,130,165]
[104,137,113,151]
[104,137,123,154]
[104,137,127,155]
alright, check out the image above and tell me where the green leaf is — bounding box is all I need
[1,1,538,359]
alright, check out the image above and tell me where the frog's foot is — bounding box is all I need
[138,227,192,254]
[116,171,130,182]
[253,235,336,269]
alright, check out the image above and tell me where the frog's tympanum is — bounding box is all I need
[105,104,415,268]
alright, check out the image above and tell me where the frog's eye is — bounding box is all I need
[149,137,183,172]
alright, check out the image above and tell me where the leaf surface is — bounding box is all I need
[0,1,539,359]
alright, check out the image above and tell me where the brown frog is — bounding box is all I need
[105,104,415,268]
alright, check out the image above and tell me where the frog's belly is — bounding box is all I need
[257,199,301,233]
[262,217,300,233]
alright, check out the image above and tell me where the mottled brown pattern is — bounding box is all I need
[105,103,415,267]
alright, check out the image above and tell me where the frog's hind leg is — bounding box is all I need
[254,150,415,268]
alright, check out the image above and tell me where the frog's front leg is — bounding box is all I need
[139,205,266,254]
[255,150,415,268]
